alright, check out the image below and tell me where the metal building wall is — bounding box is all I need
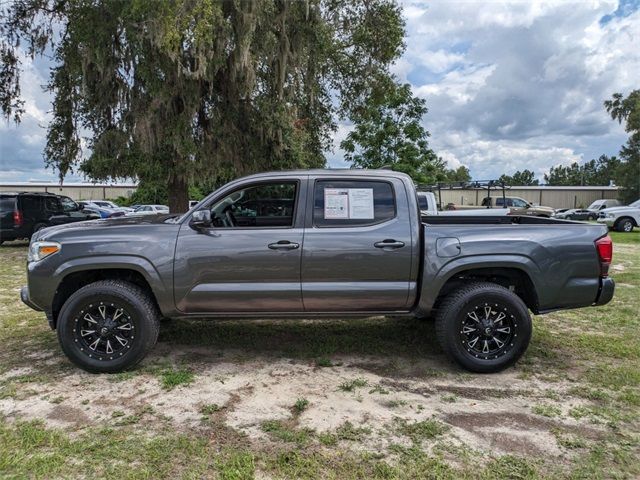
[0,184,137,201]
[434,187,619,209]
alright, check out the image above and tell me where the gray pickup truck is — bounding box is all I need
[21,170,615,374]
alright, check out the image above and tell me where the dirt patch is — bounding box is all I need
[444,411,604,456]
[0,346,609,459]
[47,404,91,427]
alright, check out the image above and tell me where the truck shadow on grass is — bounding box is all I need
[156,317,456,376]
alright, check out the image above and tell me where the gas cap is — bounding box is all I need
[436,237,461,258]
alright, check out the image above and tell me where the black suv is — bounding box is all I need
[0,192,99,244]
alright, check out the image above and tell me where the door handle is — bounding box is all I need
[374,239,405,249]
[268,240,300,250]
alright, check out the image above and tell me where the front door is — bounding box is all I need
[301,176,416,311]
[174,178,305,313]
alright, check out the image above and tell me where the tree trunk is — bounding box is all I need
[168,174,189,213]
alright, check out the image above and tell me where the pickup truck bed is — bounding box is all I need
[21,169,614,374]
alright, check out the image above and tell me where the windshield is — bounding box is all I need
[587,200,603,209]
[630,199,640,208]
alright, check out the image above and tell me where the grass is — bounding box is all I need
[293,398,309,414]
[338,377,368,392]
[392,418,449,443]
[158,367,195,390]
[261,420,314,446]
[0,231,639,479]
[531,404,562,418]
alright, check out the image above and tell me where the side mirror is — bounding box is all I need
[190,209,212,230]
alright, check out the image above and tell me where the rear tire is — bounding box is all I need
[57,280,160,373]
[435,282,532,373]
[614,217,635,233]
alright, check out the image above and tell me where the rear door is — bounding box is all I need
[301,176,415,311]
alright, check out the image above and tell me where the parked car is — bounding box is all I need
[553,209,598,221]
[22,170,614,374]
[0,192,99,243]
[77,201,123,219]
[587,199,622,211]
[597,199,640,232]
[125,205,170,216]
[448,196,555,217]
[83,200,133,214]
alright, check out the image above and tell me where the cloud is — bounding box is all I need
[400,0,638,180]
[1,1,638,183]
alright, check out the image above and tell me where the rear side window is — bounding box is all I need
[0,196,16,212]
[313,180,395,227]
[20,196,41,213]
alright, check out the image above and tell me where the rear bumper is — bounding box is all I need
[594,277,615,306]
[20,285,43,311]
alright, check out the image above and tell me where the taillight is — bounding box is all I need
[13,210,23,227]
[595,235,613,277]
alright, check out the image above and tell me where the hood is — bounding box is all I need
[555,209,576,216]
[599,205,639,214]
[34,214,179,241]
[532,205,555,213]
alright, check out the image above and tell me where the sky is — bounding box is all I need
[0,0,639,183]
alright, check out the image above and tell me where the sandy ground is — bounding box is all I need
[0,341,605,459]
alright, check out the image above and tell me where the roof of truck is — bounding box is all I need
[237,169,412,181]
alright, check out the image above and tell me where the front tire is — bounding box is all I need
[435,282,532,373]
[615,217,635,233]
[57,280,160,373]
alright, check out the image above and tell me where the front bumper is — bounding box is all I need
[597,217,615,227]
[20,285,43,312]
[594,277,615,306]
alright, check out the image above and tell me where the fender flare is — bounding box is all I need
[416,254,543,315]
[51,255,172,316]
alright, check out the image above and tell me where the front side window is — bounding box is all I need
[210,181,297,228]
[45,197,62,213]
[511,198,529,208]
[60,196,78,212]
[313,180,395,227]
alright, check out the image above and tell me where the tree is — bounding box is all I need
[499,169,539,186]
[543,155,619,186]
[1,0,407,212]
[340,79,448,184]
[444,165,471,183]
[605,90,640,203]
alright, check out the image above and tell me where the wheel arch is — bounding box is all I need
[417,257,542,316]
[616,215,638,227]
[51,261,168,328]
[434,266,539,313]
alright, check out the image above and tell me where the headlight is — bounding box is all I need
[28,241,61,262]
[606,213,615,218]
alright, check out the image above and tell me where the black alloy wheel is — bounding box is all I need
[74,302,135,361]
[436,282,532,373]
[57,280,160,373]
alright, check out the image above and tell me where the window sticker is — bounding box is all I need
[324,188,349,218]
[323,187,374,219]
[348,188,374,219]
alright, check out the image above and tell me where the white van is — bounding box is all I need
[587,199,621,211]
